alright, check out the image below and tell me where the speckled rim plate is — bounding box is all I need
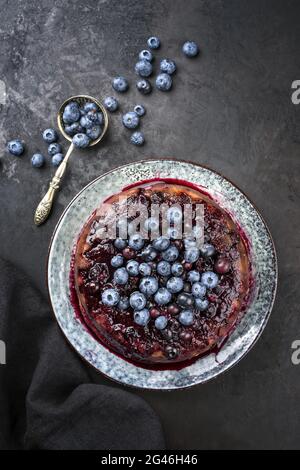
[47,159,277,390]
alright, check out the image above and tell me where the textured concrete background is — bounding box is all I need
[0,0,300,449]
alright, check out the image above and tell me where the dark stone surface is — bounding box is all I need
[0,0,299,449]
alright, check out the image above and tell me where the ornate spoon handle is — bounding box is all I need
[34,143,74,226]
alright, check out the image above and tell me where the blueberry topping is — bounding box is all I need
[135,59,153,77]
[130,291,147,310]
[126,259,140,276]
[166,276,184,293]
[195,298,209,311]
[147,36,160,49]
[171,262,184,277]
[177,292,195,308]
[139,262,152,277]
[157,260,171,277]
[141,246,157,261]
[72,133,90,148]
[155,73,172,91]
[139,49,153,62]
[182,41,199,57]
[155,315,168,330]
[114,267,129,285]
[51,153,63,166]
[187,270,200,283]
[130,131,145,146]
[112,76,129,93]
[136,78,152,95]
[133,308,150,326]
[128,233,144,250]
[201,271,219,289]
[167,227,180,240]
[154,287,172,305]
[178,310,194,326]
[144,217,159,233]
[111,254,124,268]
[160,58,176,75]
[118,296,129,311]
[200,243,216,257]
[104,96,119,112]
[31,153,45,168]
[139,276,159,296]
[114,238,127,250]
[42,128,58,143]
[191,282,207,298]
[152,236,170,252]
[122,111,140,129]
[48,142,62,156]
[162,245,179,262]
[102,288,120,306]
[7,139,24,156]
[184,247,199,263]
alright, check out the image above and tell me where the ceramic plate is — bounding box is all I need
[47,159,277,390]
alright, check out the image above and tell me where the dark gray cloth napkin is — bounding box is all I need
[0,258,165,450]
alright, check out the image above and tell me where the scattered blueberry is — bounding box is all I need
[178,309,194,326]
[135,60,153,77]
[130,131,145,146]
[48,142,62,156]
[111,254,124,268]
[51,153,64,166]
[104,96,119,112]
[139,262,152,277]
[136,78,152,95]
[134,308,150,326]
[201,271,219,289]
[42,128,58,143]
[171,262,184,277]
[154,287,172,305]
[130,291,147,310]
[84,102,98,113]
[157,260,171,276]
[118,296,129,311]
[86,125,102,141]
[128,233,144,250]
[122,111,140,129]
[147,36,160,49]
[191,282,207,298]
[31,153,45,168]
[162,245,179,262]
[139,276,159,296]
[167,276,184,293]
[114,238,127,250]
[102,288,120,306]
[114,267,129,285]
[184,247,199,263]
[200,243,215,257]
[134,104,146,117]
[152,236,170,252]
[112,76,129,93]
[160,58,176,75]
[194,298,209,311]
[155,73,172,91]
[63,101,80,124]
[72,133,90,148]
[7,139,24,156]
[126,259,140,276]
[155,315,168,330]
[187,270,200,283]
[182,41,199,57]
[139,49,153,62]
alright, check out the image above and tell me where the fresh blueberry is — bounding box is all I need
[111,254,124,268]
[112,76,129,93]
[113,267,129,285]
[114,238,127,250]
[152,236,170,252]
[195,298,209,311]
[167,227,180,240]
[7,139,24,156]
[178,310,194,326]
[51,153,64,166]
[122,111,139,129]
[167,276,184,293]
[64,122,82,136]
[63,101,80,124]
[141,246,157,261]
[86,125,102,141]
[104,96,119,112]
[128,233,144,250]
[157,260,171,276]
[130,291,147,310]
[135,60,153,77]
[182,41,199,57]
[139,276,159,296]
[201,271,219,289]
[136,78,152,95]
[139,262,152,277]
[171,262,184,277]
[155,315,168,330]
[134,104,146,117]
[184,247,199,263]
[191,282,207,298]
[144,217,159,233]
[162,245,179,262]
[80,115,93,129]
[200,243,216,257]
[134,308,150,326]
[167,206,182,223]
[154,287,172,305]
[118,296,129,311]
[102,288,120,306]
[130,131,145,146]
[139,48,154,62]
[160,58,176,75]
[48,142,62,156]
[187,270,200,283]
[72,133,90,148]
[83,102,98,113]
[177,292,195,308]
[42,128,58,143]
[126,259,140,276]
[155,73,172,91]
[147,36,160,49]
[31,153,45,168]
[184,238,197,249]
